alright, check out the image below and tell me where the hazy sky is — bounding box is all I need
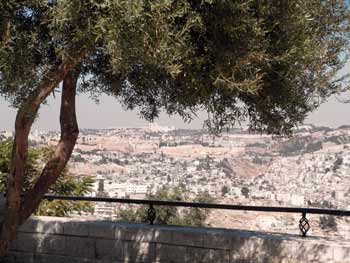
[0,94,208,131]
[1,91,350,132]
[1,63,350,131]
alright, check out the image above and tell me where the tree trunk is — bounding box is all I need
[20,72,79,222]
[0,53,83,256]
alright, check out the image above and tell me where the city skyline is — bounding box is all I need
[1,91,350,131]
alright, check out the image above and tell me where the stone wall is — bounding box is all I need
[2,216,350,263]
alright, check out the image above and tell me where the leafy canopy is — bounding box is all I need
[1,1,349,135]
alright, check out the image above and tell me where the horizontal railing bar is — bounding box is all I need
[43,195,350,217]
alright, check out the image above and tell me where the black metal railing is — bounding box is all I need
[43,194,350,237]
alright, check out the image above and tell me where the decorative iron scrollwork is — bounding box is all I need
[299,212,310,237]
[147,204,156,225]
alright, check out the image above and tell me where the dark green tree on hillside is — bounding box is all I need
[0,0,349,255]
[119,186,213,227]
[221,185,229,196]
[0,140,94,217]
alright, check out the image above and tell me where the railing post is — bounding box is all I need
[147,203,156,225]
[299,212,310,237]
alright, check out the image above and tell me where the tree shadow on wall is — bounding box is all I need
[3,217,345,263]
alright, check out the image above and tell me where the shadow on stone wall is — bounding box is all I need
[2,217,347,263]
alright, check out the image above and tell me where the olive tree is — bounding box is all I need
[0,0,348,255]
[0,140,94,217]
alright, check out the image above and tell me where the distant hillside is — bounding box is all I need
[276,125,350,156]
[218,157,267,178]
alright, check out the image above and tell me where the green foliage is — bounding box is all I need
[334,157,343,171]
[241,186,250,198]
[221,186,229,197]
[308,200,335,209]
[325,135,350,145]
[71,154,85,163]
[310,126,333,133]
[319,215,337,231]
[247,142,267,148]
[35,175,94,217]
[1,1,349,135]
[278,136,310,156]
[181,192,213,227]
[305,141,323,153]
[118,186,213,227]
[0,140,94,216]
[252,155,265,165]
[0,140,42,191]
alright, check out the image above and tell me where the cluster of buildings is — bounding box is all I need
[248,150,350,209]
[3,124,350,225]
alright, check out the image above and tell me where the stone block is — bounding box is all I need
[13,232,65,255]
[231,236,266,262]
[33,254,94,263]
[171,229,203,247]
[333,246,350,262]
[186,247,230,263]
[202,231,233,250]
[155,244,187,263]
[89,221,116,239]
[116,225,154,242]
[64,221,89,237]
[39,234,66,254]
[95,239,123,261]
[153,227,173,244]
[18,220,39,233]
[65,236,95,259]
[19,217,63,234]
[302,243,334,262]
[1,252,34,263]
[13,233,39,253]
[123,241,155,262]
[256,238,297,263]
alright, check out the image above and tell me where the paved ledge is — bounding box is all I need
[2,216,350,263]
